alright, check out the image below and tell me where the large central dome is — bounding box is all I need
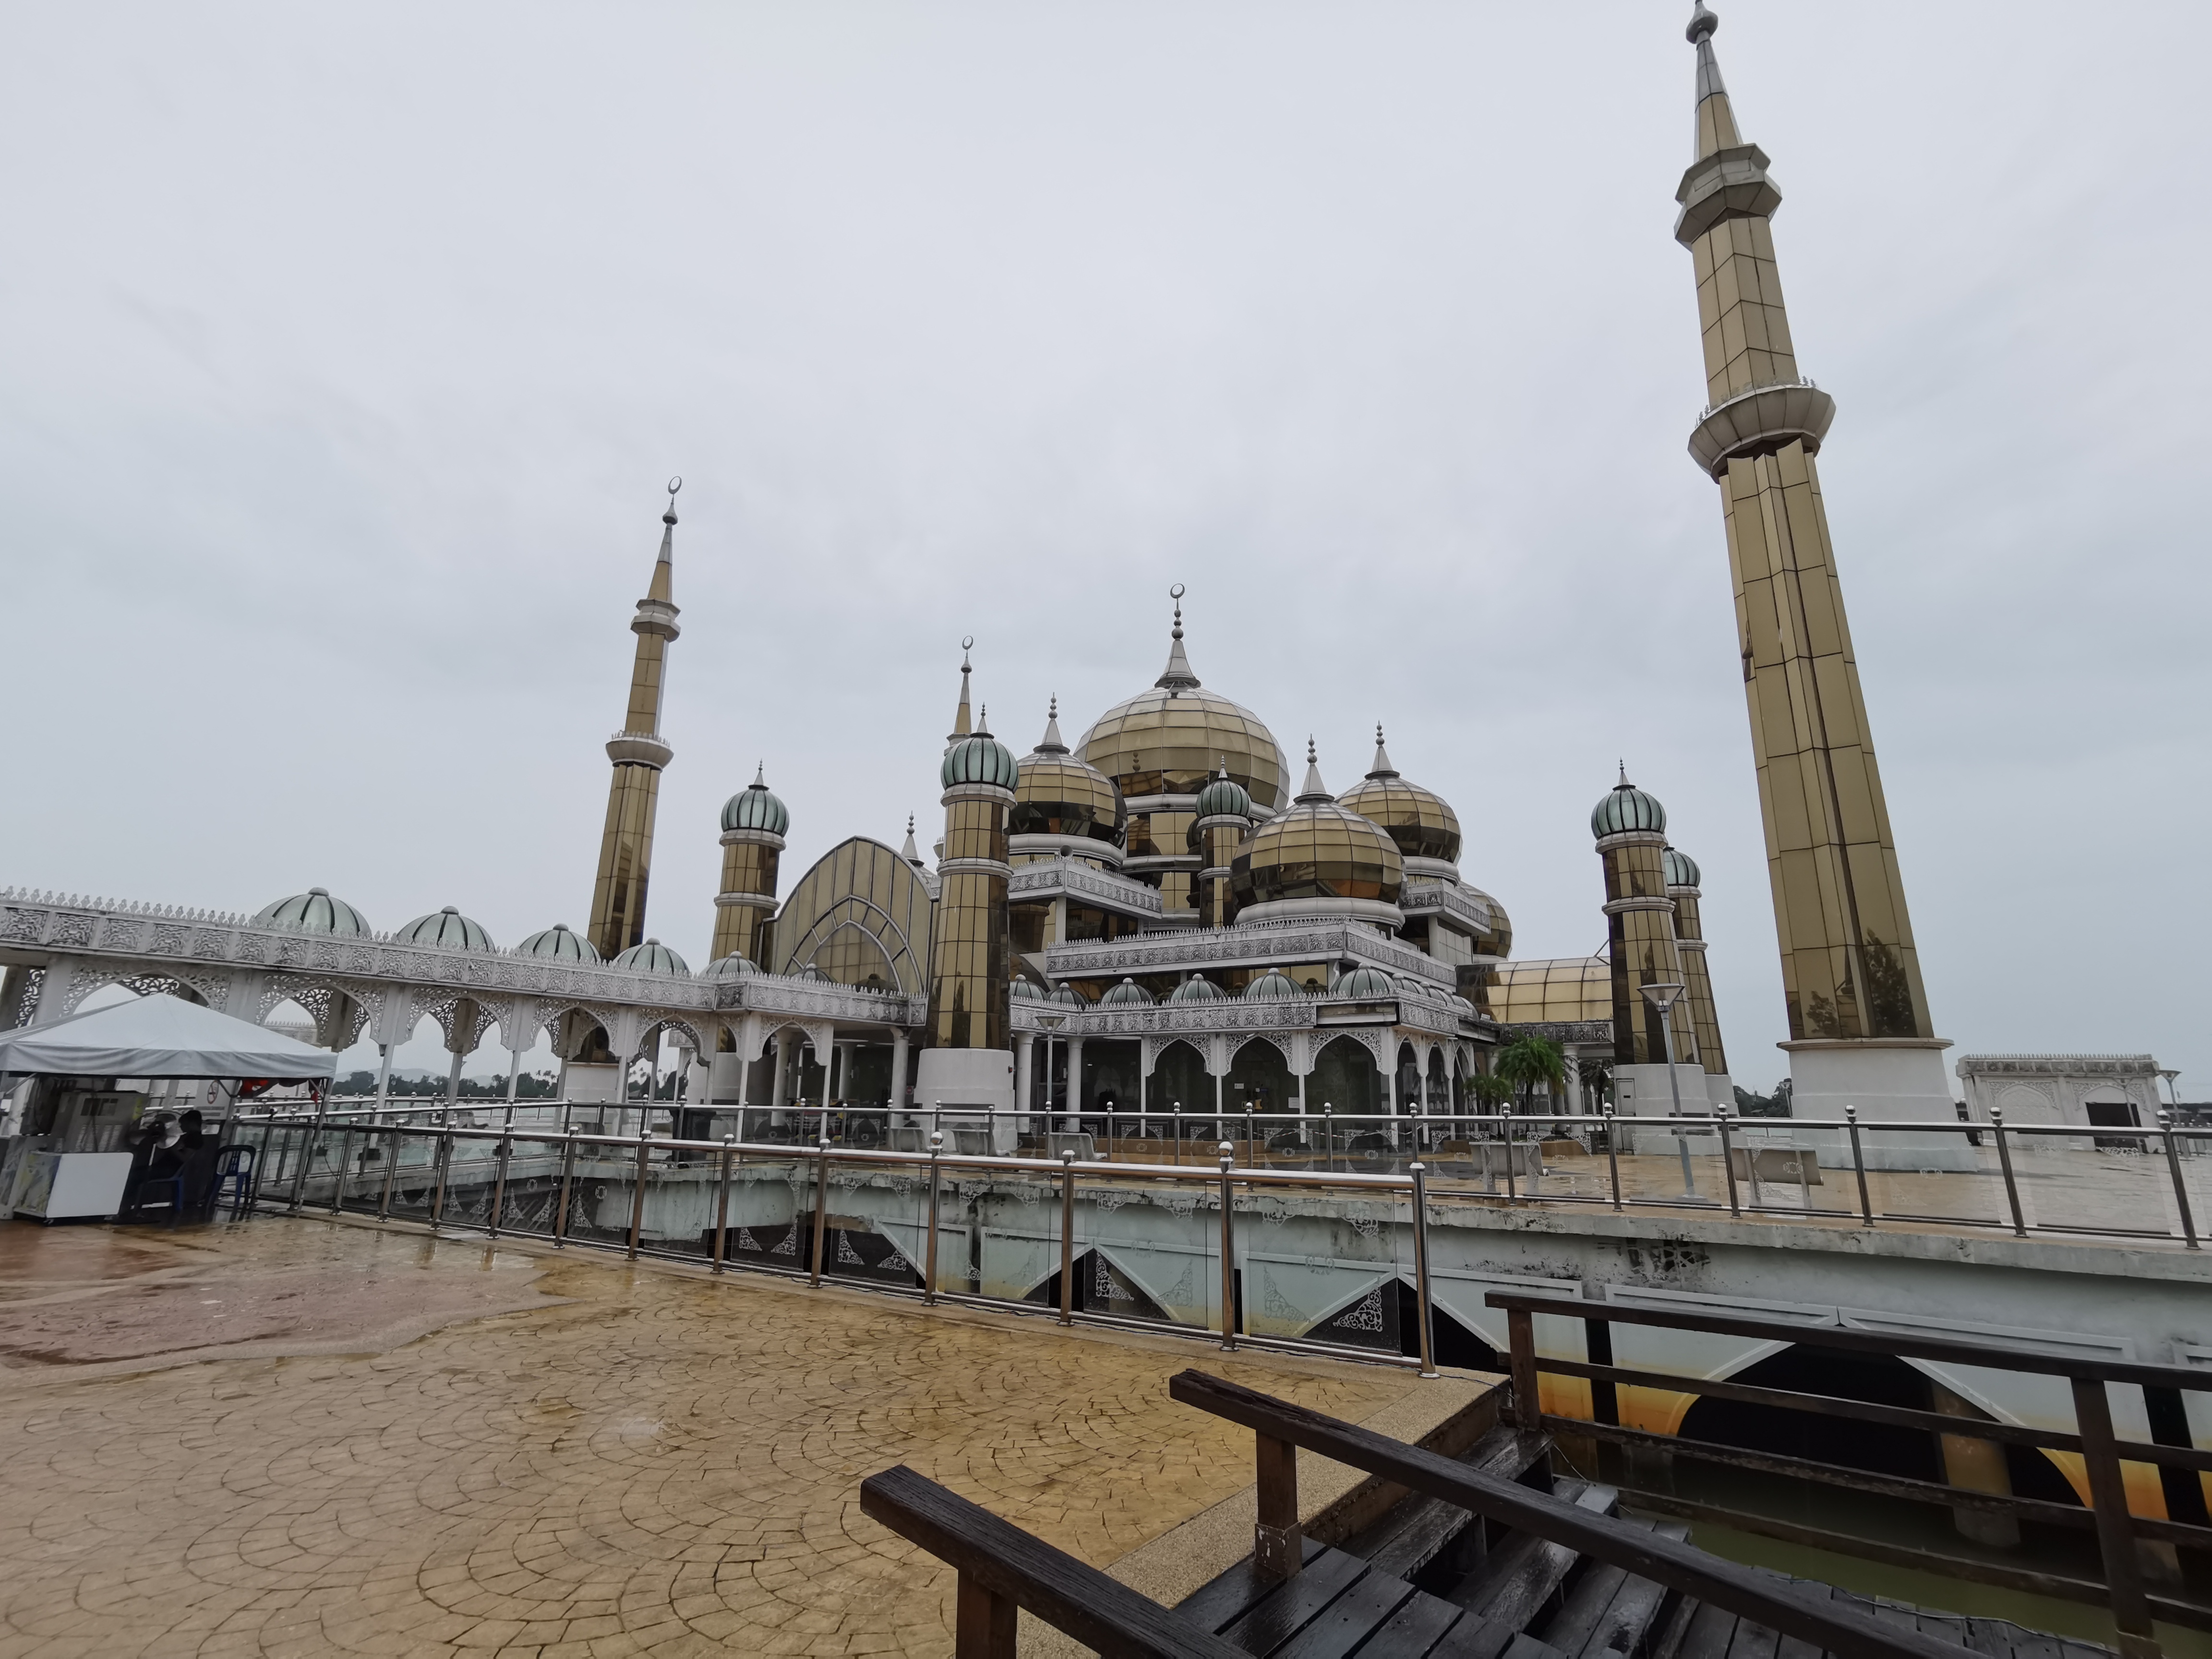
[1076,598,1289,811]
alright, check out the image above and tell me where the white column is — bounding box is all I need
[1014,1034,1035,1129]
[373,1042,393,1124]
[771,1031,791,1111]
[1066,1036,1086,1132]
[890,1029,910,1115]
[444,1046,464,1124]
[505,1046,523,1122]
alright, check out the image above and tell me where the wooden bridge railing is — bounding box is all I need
[861,1369,1981,1659]
[1486,1291,2212,1659]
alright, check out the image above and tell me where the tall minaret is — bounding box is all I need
[915,658,1019,1130]
[1664,845,1730,1100]
[1674,7,1952,1130]
[588,480,682,960]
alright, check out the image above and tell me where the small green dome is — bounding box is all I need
[722,767,790,836]
[256,887,372,936]
[396,906,495,952]
[1591,770,1667,839]
[1329,965,1396,999]
[1663,846,1702,889]
[1012,978,1046,1001]
[1099,977,1154,1007]
[613,938,690,976]
[1168,974,1226,1004]
[702,953,758,982]
[1194,767,1252,821]
[518,922,601,963]
[942,730,1019,791]
[1045,983,1089,1008]
[1241,969,1303,1001]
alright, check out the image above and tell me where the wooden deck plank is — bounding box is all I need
[1177,1536,1326,1634]
[1222,1548,1370,1656]
[1268,1566,1422,1659]
[1672,1598,1743,1659]
[1363,1590,1467,1658]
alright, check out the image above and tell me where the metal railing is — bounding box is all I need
[243,1099,2212,1251]
[1488,1291,2212,1652]
[236,1108,1446,1375]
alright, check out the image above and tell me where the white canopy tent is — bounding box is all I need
[0,993,336,1081]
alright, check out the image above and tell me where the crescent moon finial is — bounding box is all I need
[667,475,683,497]
[961,634,976,652]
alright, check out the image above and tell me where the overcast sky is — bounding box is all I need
[4,3,2207,1093]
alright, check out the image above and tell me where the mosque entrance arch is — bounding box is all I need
[1147,1039,1212,1134]
[1226,1037,1292,1117]
[1310,1034,1382,1118]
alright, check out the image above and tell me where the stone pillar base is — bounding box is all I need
[1783,1038,1972,1171]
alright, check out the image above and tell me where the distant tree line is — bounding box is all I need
[330,1070,560,1099]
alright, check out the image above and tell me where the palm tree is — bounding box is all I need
[1468,1072,1515,1114]
[1573,1055,1613,1113]
[1494,1035,1568,1114]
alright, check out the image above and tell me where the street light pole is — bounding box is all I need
[1639,981,1696,1201]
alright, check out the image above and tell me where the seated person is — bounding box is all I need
[147,1108,206,1179]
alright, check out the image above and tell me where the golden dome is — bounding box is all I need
[1336,726,1461,864]
[1075,597,1288,809]
[1229,743,1403,909]
[1013,699,1125,847]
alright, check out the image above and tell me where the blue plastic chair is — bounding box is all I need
[211,1145,256,1219]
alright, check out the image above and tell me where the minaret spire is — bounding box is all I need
[587,477,683,960]
[1368,723,1398,780]
[1155,584,1199,691]
[1296,738,1329,803]
[1035,696,1068,755]
[1668,10,1944,1118]
[1686,3,1740,160]
[947,636,974,747]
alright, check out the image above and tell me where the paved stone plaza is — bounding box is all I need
[0,1214,1460,1658]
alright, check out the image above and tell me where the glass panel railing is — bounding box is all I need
[492,1133,569,1238]
[1068,1150,1218,1334]
[381,1128,442,1223]
[967,1154,1067,1313]
[722,1148,812,1274]
[1236,1166,1413,1363]
[817,1146,930,1294]
[2006,1122,2187,1241]
[1846,1118,2010,1232]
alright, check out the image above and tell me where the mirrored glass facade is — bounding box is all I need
[773,837,934,994]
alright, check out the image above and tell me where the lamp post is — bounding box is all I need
[1639,980,1697,1200]
[2161,1070,2182,1111]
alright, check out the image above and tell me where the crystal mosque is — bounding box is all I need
[0,1,1976,1154]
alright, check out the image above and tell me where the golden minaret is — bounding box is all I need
[915,658,1020,1120]
[1665,845,1729,1083]
[1592,771,1697,1073]
[1676,4,1935,1050]
[587,480,681,960]
[709,766,788,963]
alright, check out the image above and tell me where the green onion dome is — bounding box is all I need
[1241,968,1304,1001]
[1328,965,1397,999]
[942,725,1020,791]
[1045,983,1090,1009]
[1012,978,1046,1001]
[395,906,495,951]
[721,766,790,836]
[1449,994,1478,1019]
[255,887,372,935]
[1167,973,1226,1004]
[613,938,690,976]
[1194,767,1253,821]
[1663,846,1702,889]
[1591,768,1667,839]
[796,963,832,983]
[1336,727,1461,864]
[517,922,601,963]
[1100,977,1154,1007]
[701,952,758,982]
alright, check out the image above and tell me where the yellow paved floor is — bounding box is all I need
[0,1215,1436,1658]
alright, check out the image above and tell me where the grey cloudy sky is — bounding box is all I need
[3,3,2207,1092]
